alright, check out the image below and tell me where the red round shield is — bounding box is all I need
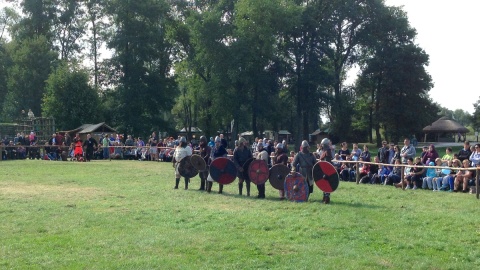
[209,157,237,185]
[313,161,340,193]
[284,172,309,202]
[248,159,269,185]
[268,164,290,190]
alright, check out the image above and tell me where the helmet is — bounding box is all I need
[321,138,330,145]
[301,140,309,148]
[180,136,186,143]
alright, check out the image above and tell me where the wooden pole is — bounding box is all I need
[401,166,405,190]
[355,161,360,184]
[476,168,479,199]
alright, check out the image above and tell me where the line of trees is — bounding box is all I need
[0,0,476,147]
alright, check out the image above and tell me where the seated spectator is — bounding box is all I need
[16,143,26,159]
[6,140,17,160]
[422,161,436,190]
[395,158,414,188]
[357,157,371,184]
[386,159,402,185]
[374,162,391,185]
[367,156,381,184]
[140,144,150,161]
[431,158,448,191]
[440,159,462,191]
[332,154,343,173]
[112,141,123,159]
[45,141,57,161]
[454,159,474,192]
[405,157,425,189]
[340,155,354,181]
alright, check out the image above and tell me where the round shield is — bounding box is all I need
[284,172,309,202]
[242,158,254,181]
[269,164,290,190]
[313,161,340,193]
[209,157,237,185]
[178,156,199,178]
[190,154,206,171]
[248,159,269,185]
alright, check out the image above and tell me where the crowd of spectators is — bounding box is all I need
[330,139,480,194]
[2,131,480,193]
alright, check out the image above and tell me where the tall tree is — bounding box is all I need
[52,0,86,61]
[473,97,480,133]
[2,35,57,120]
[42,62,100,130]
[106,0,176,136]
[280,0,334,147]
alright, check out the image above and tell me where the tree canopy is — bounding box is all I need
[1,0,467,144]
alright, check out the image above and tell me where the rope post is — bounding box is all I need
[355,161,360,184]
[401,166,405,190]
[476,168,479,199]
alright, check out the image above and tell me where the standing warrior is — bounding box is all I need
[172,136,193,190]
[207,136,228,193]
[255,140,269,198]
[319,138,334,204]
[273,143,289,200]
[292,140,317,199]
[198,135,211,191]
[233,137,253,196]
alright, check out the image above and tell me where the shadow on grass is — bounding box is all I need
[323,199,387,209]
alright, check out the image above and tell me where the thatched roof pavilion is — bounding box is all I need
[422,116,469,142]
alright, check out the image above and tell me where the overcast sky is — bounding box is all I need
[1,1,478,113]
[383,0,479,113]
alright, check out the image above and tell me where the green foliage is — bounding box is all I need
[105,0,176,136]
[355,5,437,144]
[42,62,100,130]
[473,97,480,131]
[1,160,480,269]
[0,0,444,143]
[2,35,57,121]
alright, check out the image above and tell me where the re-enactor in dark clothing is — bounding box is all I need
[255,140,269,199]
[83,133,98,161]
[207,136,227,193]
[198,136,211,191]
[319,138,334,204]
[233,137,253,196]
[273,143,289,200]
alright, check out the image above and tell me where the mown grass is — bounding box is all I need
[1,160,479,269]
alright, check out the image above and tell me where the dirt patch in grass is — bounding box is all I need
[0,182,103,200]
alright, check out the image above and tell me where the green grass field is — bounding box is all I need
[1,159,479,269]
